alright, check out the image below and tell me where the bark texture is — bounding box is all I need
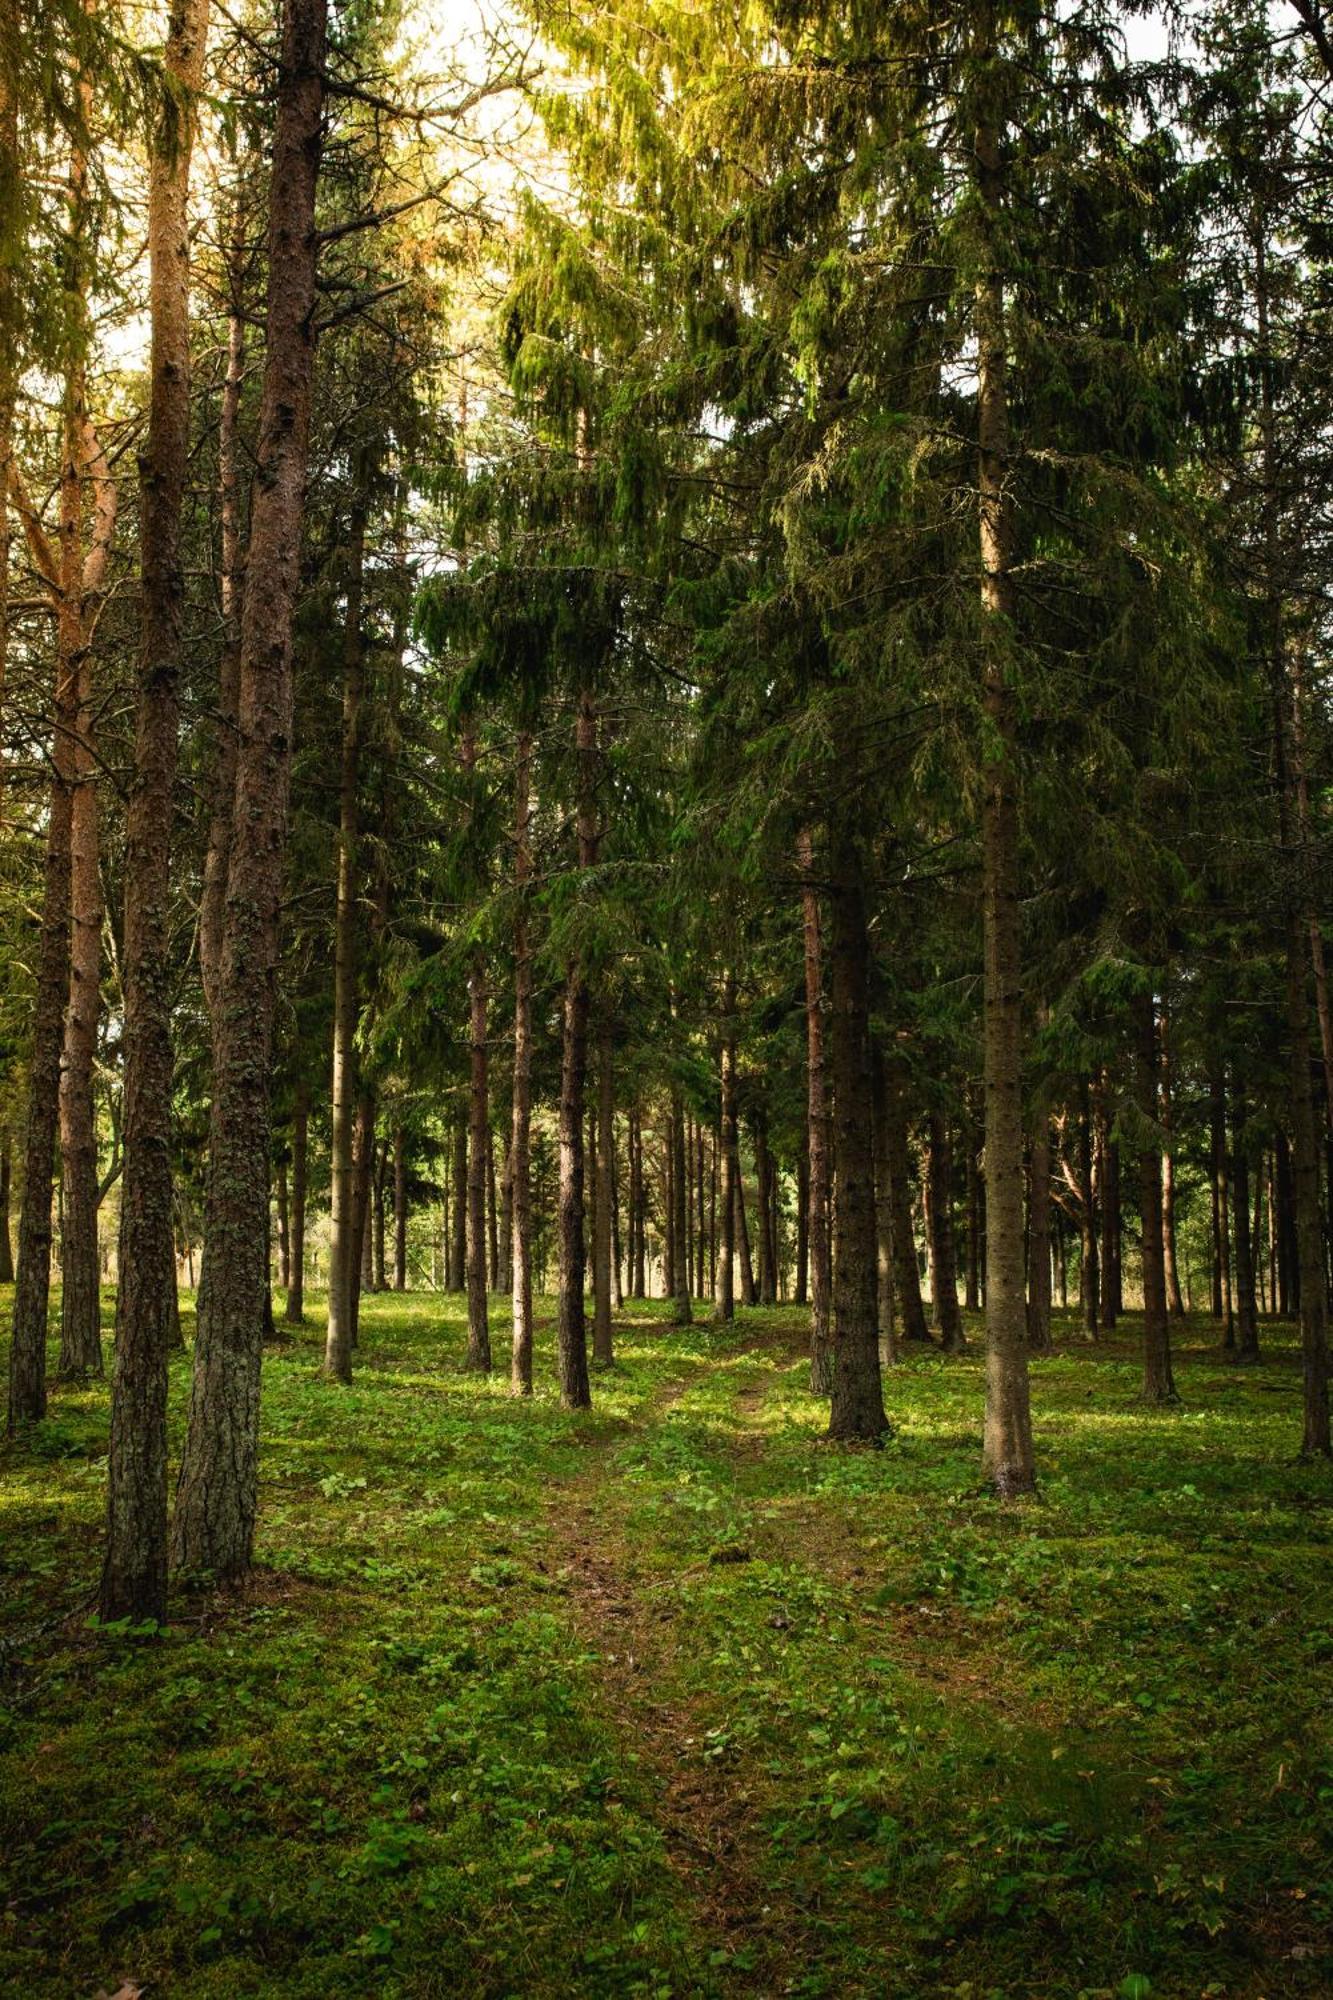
[172,0,328,1576]
[797,829,832,1387]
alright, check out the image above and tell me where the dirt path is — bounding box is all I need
[542,1336,805,1993]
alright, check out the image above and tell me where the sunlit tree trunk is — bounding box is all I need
[557,690,597,1408]
[1137,990,1176,1404]
[511,732,534,1389]
[172,0,329,1576]
[797,828,832,1387]
[285,1081,308,1323]
[715,972,738,1325]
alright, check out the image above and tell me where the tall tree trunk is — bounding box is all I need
[1097,1090,1120,1331]
[669,1083,691,1327]
[171,0,328,1577]
[753,1112,777,1305]
[449,1115,467,1292]
[57,602,103,1378]
[965,1105,982,1312]
[825,832,887,1443]
[373,1140,388,1293]
[486,1131,499,1293]
[351,1086,375,1330]
[870,1040,897,1370]
[795,1147,809,1306]
[557,690,597,1408]
[1026,1097,1053,1355]
[629,1103,645,1299]
[466,950,491,1371]
[1078,1081,1099,1338]
[881,1051,930,1344]
[508,726,533,1388]
[285,1080,308,1323]
[7,367,113,1424]
[1210,1068,1235,1343]
[715,978,739,1325]
[1160,998,1185,1317]
[101,0,210,1620]
[610,1125,624,1308]
[797,828,832,1387]
[1231,1098,1260,1362]
[593,1024,616,1361]
[975,71,1035,1493]
[275,1161,290,1290]
[1137,989,1177,1404]
[323,503,366,1382]
[393,1124,408,1291]
[1276,1131,1295,1319]
[736,1163,757,1307]
[927,1112,964,1351]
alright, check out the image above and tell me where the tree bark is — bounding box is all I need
[1137,989,1177,1404]
[275,1160,291,1291]
[285,1081,307,1323]
[510,730,534,1389]
[927,1112,964,1351]
[557,690,597,1408]
[715,975,738,1325]
[171,0,328,1577]
[592,1024,616,1361]
[797,827,832,1387]
[101,0,210,1620]
[736,1161,757,1307]
[1078,1081,1099,1338]
[393,1124,408,1290]
[669,1082,691,1326]
[57,598,103,1379]
[795,1146,809,1306]
[754,1111,777,1305]
[0,1125,12,1284]
[881,1051,930,1343]
[324,501,367,1382]
[1230,1098,1260,1361]
[628,1102,645,1299]
[1210,1067,1234,1343]
[1159,998,1185,1317]
[975,70,1035,1493]
[825,832,887,1443]
[449,1114,467,1292]
[466,946,491,1371]
[1026,1098,1053,1355]
[870,1040,897,1370]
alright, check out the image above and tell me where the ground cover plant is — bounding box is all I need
[4,1289,1330,1998]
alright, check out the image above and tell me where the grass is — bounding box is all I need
[2,1288,1332,1997]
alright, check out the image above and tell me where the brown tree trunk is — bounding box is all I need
[171,0,328,1578]
[285,1080,308,1323]
[1210,1069,1235,1345]
[1026,1097,1053,1355]
[351,1087,375,1328]
[736,1162,757,1307]
[881,1051,930,1344]
[825,832,887,1443]
[486,1131,499,1293]
[1137,990,1177,1404]
[593,1024,616,1361]
[557,691,597,1408]
[754,1112,777,1305]
[1078,1081,1099,1338]
[795,1147,809,1306]
[715,976,738,1325]
[629,1102,645,1299]
[466,945,491,1371]
[1275,1131,1295,1319]
[100,0,210,1621]
[373,1140,388,1293]
[870,1040,897,1370]
[1160,998,1185,1317]
[975,73,1034,1493]
[275,1161,291,1291]
[57,611,103,1379]
[507,726,532,1391]
[1231,1098,1260,1362]
[669,1083,691,1327]
[323,502,366,1382]
[797,828,832,1388]
[449,1114,467,1292]
[1097,1090,1120,1331]
[927,1112,964,1351]
[965,1105,982,1312]
[393,1124,408,1291]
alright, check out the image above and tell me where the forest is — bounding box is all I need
[1,0,1332,1993]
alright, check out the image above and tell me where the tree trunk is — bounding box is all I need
[275,1160,291,1292]
[965,1107,982,1312]
[870,1040,897,1370]
[669,1082,691,1326]
[715,976,738,1326]
[736,1162,757,1307]
[797,827,832,1388]
[593,1024,616,1361]
[610,1124,624,1308]
[466,943,491,1371]
[1026,1098,1053,1355]
[1160,998,1185,1317]
[1275,1130,1295,1319]
[323,502,366,1381]
[927,1112,964,1351]
[393,1125,408,1291]
[486,1130,499,1293]
[285,1081,308,1323]
[795,1146,809,1306]
[975,73,1035,1493]
[449,1115,467,1292]
[171,0,328,1577]
[629,1103,646,1299]
[1231,1098,1260,1362]
[1210,1069,1235,1346]
[825,832,888,1443]
[101,0,210,1621]
[1078,1081,1099,1338]
[881,1052,930,1344]
[57,622,103,1379]
[557,690,597,1408]
[1137,989,1177,1404]
[351,1087,375,1330]
[509,727,533,1393]
[1097,1091,1120,1331]
[754,1112,777,1305]
[373,1140,387,1293]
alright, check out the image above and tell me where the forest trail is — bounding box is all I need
[543,1323,817,1993]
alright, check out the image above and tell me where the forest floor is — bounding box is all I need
[2,1292,1332,1999]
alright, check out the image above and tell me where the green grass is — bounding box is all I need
[2,1289,1331,1997]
